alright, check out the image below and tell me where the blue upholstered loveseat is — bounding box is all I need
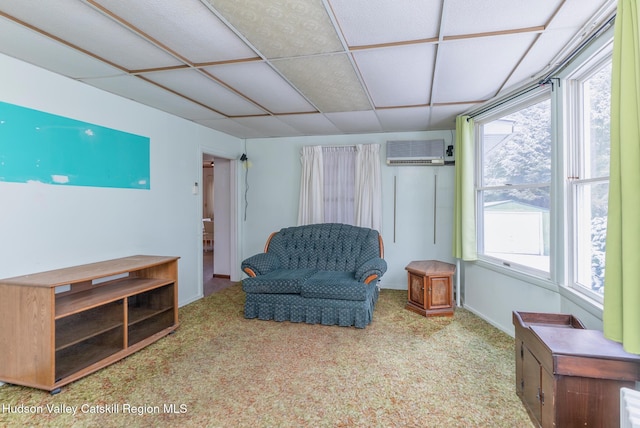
[241,223,387,328]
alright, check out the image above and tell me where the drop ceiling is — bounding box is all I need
[0,0,617,139]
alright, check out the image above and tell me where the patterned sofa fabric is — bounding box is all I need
[300,271,369,301]
[241,223,387,328]
[242,268,317,294]
[244,285,379,328]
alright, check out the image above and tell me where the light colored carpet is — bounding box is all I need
[0,284,533,427]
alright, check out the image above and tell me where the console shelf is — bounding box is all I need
[0,255,179,392]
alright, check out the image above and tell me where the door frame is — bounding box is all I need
[198,147,241,297]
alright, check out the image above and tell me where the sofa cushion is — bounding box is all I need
[268,223,381,271]
[301,271,369,301]
[242,268,317,294]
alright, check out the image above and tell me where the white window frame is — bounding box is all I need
[466,23,614,316]
[474,87,552,279]
[564,42,613,305]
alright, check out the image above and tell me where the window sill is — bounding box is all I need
[474,257,558,293]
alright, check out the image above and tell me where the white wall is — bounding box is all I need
[463,261,604,335]
[241,131,457,290]
[3,52,601,343]
[462,263,561,334]
[0,53,243,306]
[559,290,604,330]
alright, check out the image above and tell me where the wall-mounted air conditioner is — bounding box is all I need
[386,139,446,166]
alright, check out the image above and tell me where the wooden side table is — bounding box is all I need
[405,260,456,317]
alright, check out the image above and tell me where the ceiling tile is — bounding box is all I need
[81,75,225,120]
[205,0,344,59]
[0,0,615,139]
[442,0,563,37]
[277,113,341,135]
[432,33,538,103]
[493,0,616,94]
[0,0,182,70]
[501,29,574,91]
[329,0,442,46]
[141,69,266,116]
[550,0,616,32]
[0,15,123,79]
[272,53,371,113]
[325,111,382,134]
[229,116,301,138]
[429,104,477,130]
[91,0,257,64]
[195,118,265,139]
[354,44,435,107]
[377,106,431,132]
[204,61,316,114]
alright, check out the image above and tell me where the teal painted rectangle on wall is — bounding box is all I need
[0,101,150,189]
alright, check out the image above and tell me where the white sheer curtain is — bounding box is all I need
[298,144,382,231]
[355,144,382,231]
[323,146,356,224]
[297,145,324,225]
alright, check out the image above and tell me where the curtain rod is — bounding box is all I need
[467,12,616,121]
[538,13,616,85]
[466,83,545,121]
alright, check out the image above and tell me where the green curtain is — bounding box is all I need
[452,115,477,261]
[603,0,640,355]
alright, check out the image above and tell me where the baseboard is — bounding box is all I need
[179,293,203,308]
[378,281,405,290]
[463,303,513,337]
[213,274,231,279]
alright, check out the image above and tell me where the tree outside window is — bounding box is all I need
[479,98,551,274]
[572,59,611,300]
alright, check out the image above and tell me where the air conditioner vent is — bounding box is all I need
[389,158,445,166]
[386,139,445,166]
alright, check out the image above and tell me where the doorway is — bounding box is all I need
[201,153,235,296]
[202,155,214,290]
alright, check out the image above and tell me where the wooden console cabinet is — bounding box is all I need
[513,311,640,427]
[0,255,179,393]
[405,260,455,317]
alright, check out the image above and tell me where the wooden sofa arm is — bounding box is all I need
[243,267,257,278]
[364,274,379,285]
[264,232,277,252]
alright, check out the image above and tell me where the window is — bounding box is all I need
[470,25,613,307]
[298,144,382,230]
[322,146,356,224]
[477,94,552,275]
[567,56,612,303]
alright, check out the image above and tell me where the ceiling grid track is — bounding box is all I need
[0,0,617,137]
